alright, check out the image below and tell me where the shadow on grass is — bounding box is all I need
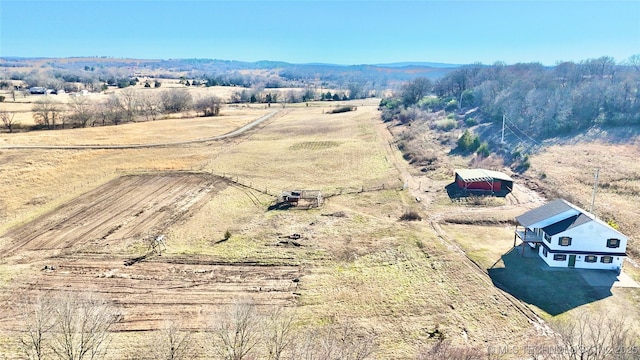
[445,182,511,200]
[267,202,295,211]
[487,245,612,316]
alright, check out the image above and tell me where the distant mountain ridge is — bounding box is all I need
[374,61,462,68]
[0,57,459,89]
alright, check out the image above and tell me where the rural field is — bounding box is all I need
[0,89,639,358]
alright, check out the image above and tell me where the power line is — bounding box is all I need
[503,115,543,146]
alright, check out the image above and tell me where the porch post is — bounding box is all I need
[513,225,517,248]
[521,229,527,256]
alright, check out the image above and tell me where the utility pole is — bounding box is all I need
[590,168,600,215]
[501,114,506,144]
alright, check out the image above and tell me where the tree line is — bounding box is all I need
[18,293,378,360]
[0,89,222,132]
[382,55,640,141]
[18,292,638,360]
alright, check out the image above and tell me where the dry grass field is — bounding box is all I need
[528,141,640,258]
[0,96,638,358]
[389,122,640,344]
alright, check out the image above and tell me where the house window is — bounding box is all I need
[606,238,620,248]
[559,237,572,246]
[543,248,548,257]
[601,256,613,264]
[544,233,551,243]
[585,255,597,263]
[553,254,567,261]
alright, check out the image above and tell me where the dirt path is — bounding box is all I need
[0,110,280,150]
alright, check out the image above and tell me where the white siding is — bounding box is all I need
[538,246,554,267]
[539,251,623,270]
[547,221,628,253]
[573,255,623,270]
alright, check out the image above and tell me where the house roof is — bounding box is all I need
[542,213,593,236]
[455,169,514,183]
[515,199,576,227]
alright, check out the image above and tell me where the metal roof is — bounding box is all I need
[455,169,514,183]
[542,213,593,236]
[515,199,576,227]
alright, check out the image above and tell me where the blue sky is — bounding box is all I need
[1,1,639,65]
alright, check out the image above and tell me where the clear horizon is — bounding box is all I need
[1,0,639,66]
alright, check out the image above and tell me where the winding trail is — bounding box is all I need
[0,110,279,150]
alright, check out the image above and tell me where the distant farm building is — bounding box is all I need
[29,87,46,94]
[454,169,514,194]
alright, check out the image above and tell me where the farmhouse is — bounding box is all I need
[454,168,514,194]
[514,199,627,270]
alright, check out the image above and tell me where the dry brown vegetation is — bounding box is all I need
[1,93,639,358]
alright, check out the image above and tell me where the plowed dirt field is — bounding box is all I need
[0,173,301,332]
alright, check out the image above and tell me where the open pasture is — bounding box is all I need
[0,98,592,358]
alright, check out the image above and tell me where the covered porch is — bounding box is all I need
[513,226,544,256]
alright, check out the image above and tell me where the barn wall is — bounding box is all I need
[465,180,501,191]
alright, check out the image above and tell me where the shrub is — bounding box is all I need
[445,99,458,112]
[607,218,619,230]
[224,229,231,240]
[117,78,130,88]
[417,96,442,110]
[435,118,456,131]
[464,117,478,126]
[379,97,402,110]
[476,142,491,157]
[457,129,480,153]
[328,106,356,114]
[0,96,5,102]
[400,211,422,221]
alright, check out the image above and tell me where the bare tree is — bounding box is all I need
[67,96,95,128]
[19,295,56,360]
[329,321,378,360]
[262,307,296,360]
[401,77,432,106]
[140,93,163,121]
[289,322,377,360]
[212,300,261,360]
[0,110,19,132]
[194,95,222,117]
[33,97,63,129]
[161,89,192,113]
[117,88,139,122]
[627,54,640,72]
[553,311,638,360]
[50,293,119,360]
[102,95,125,125]
[148,320,195,360]
[18,292,119,360]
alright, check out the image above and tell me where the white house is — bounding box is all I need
[514,199,627,271]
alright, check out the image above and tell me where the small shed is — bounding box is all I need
[280,190,322,208]
[454,169,514,193]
